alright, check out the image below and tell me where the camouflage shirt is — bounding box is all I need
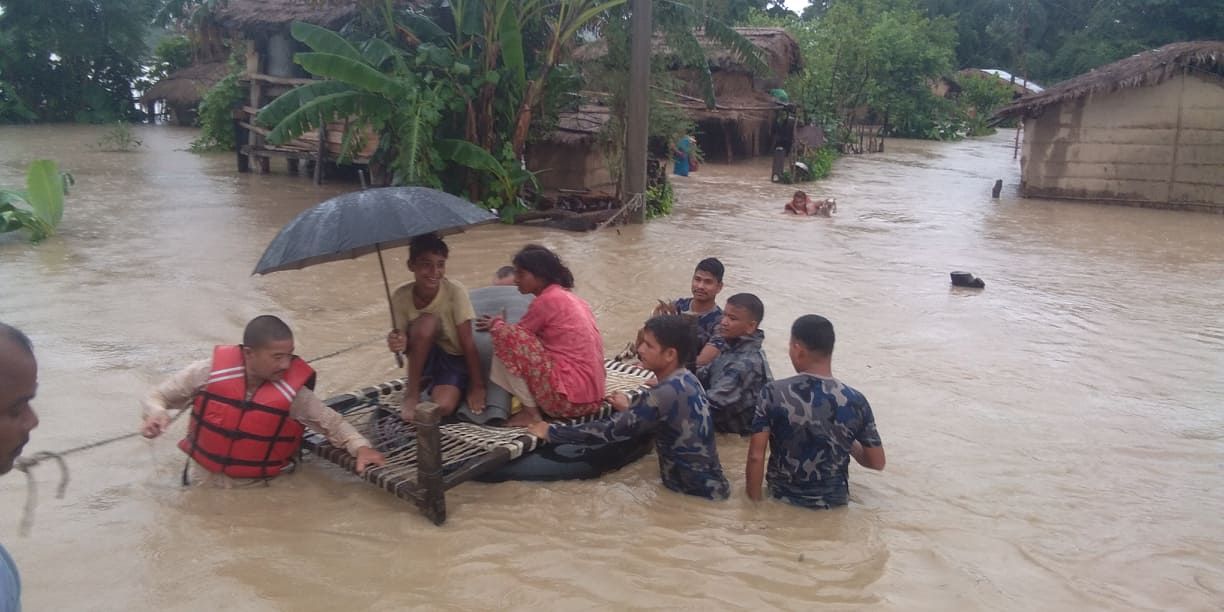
[750,373,882,509]
[548,369,730,500]
[672,297,728,353]
[698,330,773,435]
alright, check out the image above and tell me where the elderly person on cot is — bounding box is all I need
[475,245,606,427]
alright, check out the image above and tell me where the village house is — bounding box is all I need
[995,41,1224,212]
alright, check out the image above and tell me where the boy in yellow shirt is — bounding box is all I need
[386,234,486,421]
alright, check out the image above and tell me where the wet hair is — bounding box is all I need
[792,314,835,356]
[0,322,32,356]
[409,233,449,263]
[793,190,807,200]
[495,265,515,280]
[725,293,764,323]
[694,257,724,283]
[243,315,294,349]
[643,315,699,369]
[512,244,574,289]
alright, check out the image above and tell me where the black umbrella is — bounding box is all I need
[253,186,498,365]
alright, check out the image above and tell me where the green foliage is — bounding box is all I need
[747,0,957,143]
[780,146,837,183]
[95,122,144,152]
[920,0,1224,85]
[0,0,157,123]
[956,72,1014,136]
[0,79,35,123]
[0,160,73,243]
[148,35,194,83]
[645,179,674,219]
[190,58,243,153]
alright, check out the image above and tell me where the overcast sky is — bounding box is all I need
[783,0,809,13]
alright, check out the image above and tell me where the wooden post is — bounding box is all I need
[313,123,326,185]
[234,117,250,173]
[625,0,651,223]
[246,40,264,172]
[414,402,446,525]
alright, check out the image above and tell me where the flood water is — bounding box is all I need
[1,124,1222,611]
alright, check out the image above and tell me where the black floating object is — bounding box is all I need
[951,271,986,288]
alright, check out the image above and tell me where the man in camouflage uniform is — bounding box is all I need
[746,314,885,509]
[531,315,730,500]
[658,258,728,368]
[699,293,772,435]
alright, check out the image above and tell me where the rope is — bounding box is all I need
[8,335,383,535]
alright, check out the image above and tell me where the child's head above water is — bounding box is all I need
[638,315,699,374]
[721,293,764,339]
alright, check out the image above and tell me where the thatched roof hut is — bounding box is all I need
[572,27,802,83]
[141,62,229,107]
[996,40,1224,212]
[996,41,1224,120]
[214,0,362,35]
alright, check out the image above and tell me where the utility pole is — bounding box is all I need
[625,0,651,223]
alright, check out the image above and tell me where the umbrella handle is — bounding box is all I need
[395,352,404,368]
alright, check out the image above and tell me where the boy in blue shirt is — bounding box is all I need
[529,315,730,500]
[746,315,885,509]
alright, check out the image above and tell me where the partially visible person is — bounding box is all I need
[673,131,694,177]
[746,314,885,509]
[493,266,517,286]
[0,322,40,612]
[784,190,812,215]
[699,293,773,435]
[655,258,728,369]
[140,316,385,482]
[458,272,535,424]
[385,233,486,421]
[476,245,605,426]
[528,315,729,500]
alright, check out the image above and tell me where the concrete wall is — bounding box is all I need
[526,141,615,194]
[1020,72,1224,211]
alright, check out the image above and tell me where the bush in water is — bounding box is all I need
[0,160,73,243]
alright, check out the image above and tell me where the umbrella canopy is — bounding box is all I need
[253,186,498,275]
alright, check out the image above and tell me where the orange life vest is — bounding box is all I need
[178,345,316,480]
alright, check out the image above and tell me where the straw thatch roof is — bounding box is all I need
[141,62,230,105]
[540,105,611,145]
[996,41,1224,119]
[215,0,362,36]
[571,27,802,80]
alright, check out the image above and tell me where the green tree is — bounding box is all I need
[0,0,157,122]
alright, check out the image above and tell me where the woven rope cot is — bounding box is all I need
[303,360,652,524]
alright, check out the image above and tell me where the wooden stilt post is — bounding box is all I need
[313,123,326,185]
[414,402,446,525]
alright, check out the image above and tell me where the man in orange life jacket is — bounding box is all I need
[139,315,385,482]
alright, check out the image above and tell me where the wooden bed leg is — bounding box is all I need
[415,402,446,525]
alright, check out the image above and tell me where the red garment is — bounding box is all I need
[493,284,605,404]
[490,323,601,418]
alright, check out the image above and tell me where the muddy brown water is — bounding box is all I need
[1,124,1222,610]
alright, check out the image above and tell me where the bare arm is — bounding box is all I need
[746,432,769,500]
[694,344,721,368]
[850,440,886,471]
[140,360,210,438]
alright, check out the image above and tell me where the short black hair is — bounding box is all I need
[725,293,763,323]
[513,244,575,289]
[495,265,515,280]
[243,315,294,349]
[792,314,835,356]
[409,233,449,263]
[0,322,32,355]
[643,315,698,368]
[694,258,724,283]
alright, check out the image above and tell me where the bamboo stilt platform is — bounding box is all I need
[303,360,653,525]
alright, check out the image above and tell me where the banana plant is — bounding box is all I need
[0,160,73,243]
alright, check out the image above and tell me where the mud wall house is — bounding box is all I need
[214,0,379,181]
[995,41,1224,212]
[141,62,229,126]
[528,106,615,194]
